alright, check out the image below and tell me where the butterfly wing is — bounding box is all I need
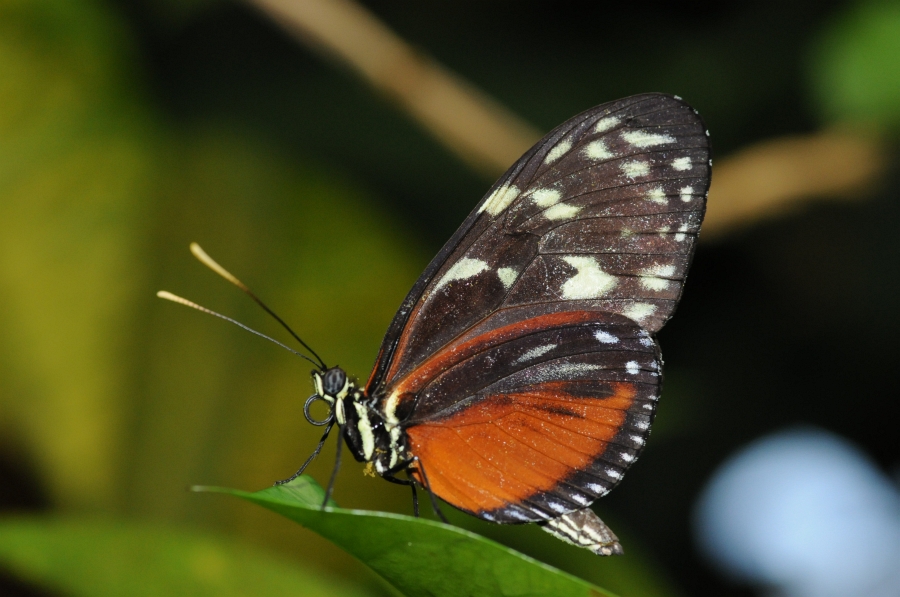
[365,93,710,520]
[390,306,660,522]
[366,93,710,395]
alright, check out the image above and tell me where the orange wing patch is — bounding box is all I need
[406,381,637,516]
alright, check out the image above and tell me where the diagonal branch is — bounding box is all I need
[243,0,888,239]
[245,0,541,176]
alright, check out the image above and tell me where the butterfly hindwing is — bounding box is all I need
[367,94,709,394]
[392,308,660,522]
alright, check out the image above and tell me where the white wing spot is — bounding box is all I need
[544,203,581,220]
[680,186,694,202]
[594,116,620,132]
[606,468,623,480]
[625,361,640,375]
[530,187,562,207]
[622,130,676,147]
[621,160,650,178]
[594,330,619,344]
[621,228,634,238]
[634,419,650,431]
[435,258,488,290]
[646,187,667,204]
[640,277,671,291]
[586,482,606,494]
[672,156,692,171]
[547,501,568,513]
[497,267,518,289]
[643,403,654,410]
[584,140,614,160]
[639,336,654,347]
[515,343,556,364]
[570,494,591,506]
[675,223,690,242]
[623,302,657,323]
[631,435,645,446]
[545,139,572,164]
[537,362,603,381]
[621,452,635,463]
[644,262,676,279]
[478,184,520,216]
[505,509,531,522]
[639,264,676,291]
[561,256,618,299]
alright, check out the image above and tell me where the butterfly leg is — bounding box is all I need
[376,471,420,517]
[538,508,624,556]
[409,479,419,518]
[383,457,447,523]
[321,430,343,508]
[381,462,420,517]
[275,420,335,486]
[410,457,447,523]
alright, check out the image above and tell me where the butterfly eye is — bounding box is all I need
[322,367,347,396]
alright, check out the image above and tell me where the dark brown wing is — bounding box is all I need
[366,94,710,398]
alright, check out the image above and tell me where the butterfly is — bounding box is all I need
[164,93,710,556]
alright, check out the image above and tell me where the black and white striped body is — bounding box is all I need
[314,368,409,476]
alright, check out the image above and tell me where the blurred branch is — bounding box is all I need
[245,0,888,237]
[703,129,887,240]
[244,0,541,176]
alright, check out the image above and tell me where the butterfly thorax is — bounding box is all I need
[313,367,409,476]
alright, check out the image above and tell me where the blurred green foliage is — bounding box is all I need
[2,0,900,595]
[0,0,422,593]
[810,0,900,132]
[0,0,154,510]
[0,516,369,596]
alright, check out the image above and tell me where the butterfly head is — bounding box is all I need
[308,367,351,424]
[316,367,350,400]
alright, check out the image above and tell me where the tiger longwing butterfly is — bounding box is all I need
[173,93,710,556]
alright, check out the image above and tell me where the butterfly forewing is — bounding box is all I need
[367,94,709,393]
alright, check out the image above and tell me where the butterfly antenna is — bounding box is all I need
[156,291,322,369]
[189,243,328,370]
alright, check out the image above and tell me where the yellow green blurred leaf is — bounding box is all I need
[809,0,900,133]
[0,0,154,510]
[0,516,374,597]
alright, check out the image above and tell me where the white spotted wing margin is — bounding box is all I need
[366,93,710,394]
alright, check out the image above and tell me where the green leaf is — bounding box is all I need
[0,516,374,597]
[809,0,900,133]
[197,477,615,597]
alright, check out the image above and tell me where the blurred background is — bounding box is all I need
[1,0,900,595]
